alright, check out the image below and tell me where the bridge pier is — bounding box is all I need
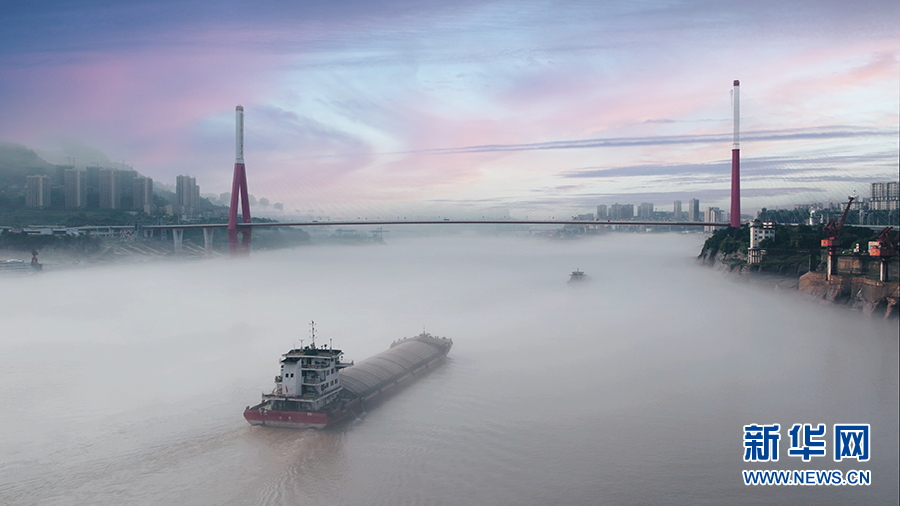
[203,227,214,255]
[173,228,183,254]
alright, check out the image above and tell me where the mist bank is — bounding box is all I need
[1,232,897,505]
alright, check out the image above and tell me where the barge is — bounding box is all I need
[244,325,452,429]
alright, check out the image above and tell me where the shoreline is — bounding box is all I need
[701,252,899,319]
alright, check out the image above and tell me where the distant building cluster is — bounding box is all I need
[807,181,899,225]
[21,160,288,219]
[215,192,283,211]
[593,197,724,225]
[25,165,156,212]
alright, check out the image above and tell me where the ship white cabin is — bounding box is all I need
[266,343,351,411]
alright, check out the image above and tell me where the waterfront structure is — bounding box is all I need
[870,182,899,211]
[133,176,153,213]
[596,204,607,220]
[25,175,51,208]
[99,168,118,209]
[689,198,700,221]
[64,169,87,208]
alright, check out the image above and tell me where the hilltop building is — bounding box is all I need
[748,219,776,264]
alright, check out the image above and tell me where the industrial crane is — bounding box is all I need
[821,196,855,280]
[868,226,898,258]
[868,226,898,282]
[821,196,855,249]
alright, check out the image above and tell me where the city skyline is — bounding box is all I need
[1,0,897,220]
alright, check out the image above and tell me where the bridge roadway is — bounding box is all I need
[143,219,732,230]
[137,219,732,254]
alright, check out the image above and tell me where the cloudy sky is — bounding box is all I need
[1,0,897,219]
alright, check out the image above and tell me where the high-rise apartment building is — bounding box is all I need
[870,182,899,211]
[689,198,700,221]
[638,202,654,219]
[64,169,87,208]
[116,169,137,209]
[609,203,634,220]
[596,204,607,219]
[133,176,154,214]
[673,200,682,220]
[25,175,51,208]
[99,168,119,209]
[704,206,724,231]
[176,175,198,216]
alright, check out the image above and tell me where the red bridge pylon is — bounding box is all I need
[228,105,251,255]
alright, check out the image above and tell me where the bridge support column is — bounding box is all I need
[173,228,183,254]
[203,227,214,255]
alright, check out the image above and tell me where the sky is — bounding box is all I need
[1,0,897,220]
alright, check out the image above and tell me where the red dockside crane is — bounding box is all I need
[821,196,855,280]
[868,226,898,282]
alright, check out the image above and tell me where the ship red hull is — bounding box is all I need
[243,408,329,429]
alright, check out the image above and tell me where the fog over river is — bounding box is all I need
[1,232,897,505]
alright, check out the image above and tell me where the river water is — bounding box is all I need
[0,232,897,505]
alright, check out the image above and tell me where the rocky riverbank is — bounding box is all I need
[798,272,899,319]
[700,249,898,319]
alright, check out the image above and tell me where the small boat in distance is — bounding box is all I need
[569,268,586,282]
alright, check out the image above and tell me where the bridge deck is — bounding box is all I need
[142,220,732,230]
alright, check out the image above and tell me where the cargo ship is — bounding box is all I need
[244,325,452,429]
